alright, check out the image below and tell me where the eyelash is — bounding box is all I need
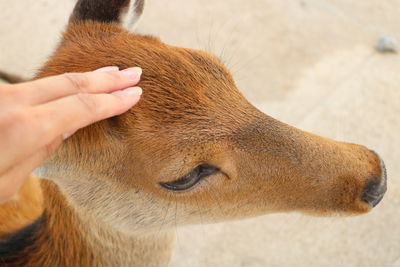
[160,164,219,191]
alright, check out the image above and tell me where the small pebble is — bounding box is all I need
[376,36,398,54]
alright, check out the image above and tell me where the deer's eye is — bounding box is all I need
[160,164,219,191]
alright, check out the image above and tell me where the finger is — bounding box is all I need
[31,86,142,148]
[0,87,141,170]
[13,67,142,105]
[0,137,62,203]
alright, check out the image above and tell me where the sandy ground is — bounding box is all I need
[1,0,399,266]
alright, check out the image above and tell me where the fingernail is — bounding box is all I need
[62,129,78,140]
[94,66,120,72]
[63,132,72,140]
[122,67,142,80]
[123,87,142,96]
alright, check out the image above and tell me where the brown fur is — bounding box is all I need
[0,175,43,237]
[0,180,174,266]
[0,0,386,266]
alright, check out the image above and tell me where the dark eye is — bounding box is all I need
[160,164,219,191]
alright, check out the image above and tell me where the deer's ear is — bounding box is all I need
[69,0,144,27]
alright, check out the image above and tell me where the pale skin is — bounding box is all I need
[0,66,142,203]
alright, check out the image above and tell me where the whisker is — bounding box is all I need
[173,198,181,249]
[230,50,264,80]
[194,194,207,236]
[206,19,215,53]
[156,193,172,236]
[220,23,254,69]
[203,179,226,220]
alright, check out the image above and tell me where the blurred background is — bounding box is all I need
[1,0,399,266]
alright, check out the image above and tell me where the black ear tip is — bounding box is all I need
[69,0,131,24]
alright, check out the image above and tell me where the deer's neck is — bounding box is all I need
[0,180,175,267]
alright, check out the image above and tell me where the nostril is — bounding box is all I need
[362,187,385,207]
[361,156,387,207]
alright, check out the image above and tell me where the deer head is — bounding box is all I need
[35,0,386,234]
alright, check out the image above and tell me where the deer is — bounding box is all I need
[0,0,387,266]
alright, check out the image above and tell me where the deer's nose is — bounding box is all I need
[361,155,387,207]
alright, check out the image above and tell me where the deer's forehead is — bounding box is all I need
[127,42,247,123]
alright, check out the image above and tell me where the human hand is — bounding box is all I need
[0,66,142,203]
